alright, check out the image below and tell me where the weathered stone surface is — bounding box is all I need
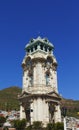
[19,37,61,126]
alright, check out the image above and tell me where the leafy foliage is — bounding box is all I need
[55,122,64,130]
[3,127,9,130]
[0,116,6,127]
[46,123,54,130]
[26,125,32,130]
[32,121,43,129]
[26,122,64,130]
[13,119,26,130]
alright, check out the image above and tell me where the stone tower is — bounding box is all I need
[18,36,61,126]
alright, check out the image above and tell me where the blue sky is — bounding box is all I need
[0,0,79,100]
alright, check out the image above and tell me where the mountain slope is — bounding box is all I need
[61,98,79,118]
[0,86,21,110]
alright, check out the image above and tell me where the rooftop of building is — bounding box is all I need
[25,36,54,54]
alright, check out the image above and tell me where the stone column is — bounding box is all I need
[52,67,58,92]
[31,98,50,125]
[42,63,46,86]
[54,105,61,123]
[30,102,33,124]
[37,43,40,49]
[20,105,26,120]
[23,70,28,91]
[33,99,38,121]
[33,46,35,52]
[50,68,54,88]
[29,49,31,53]
[33,64,37,85]
[36,63,42,86]
[43,45,45,51]
[37,98,43,121]
[43,100,49,126]
[47,47,49,52]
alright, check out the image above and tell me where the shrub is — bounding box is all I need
[46,122,64,130]
[55,122,64,130]
[32,121,43,129]
[0,116,6,127]
[13,119,26,130]
[46,123,54,130]
[25,121,64,130]
[3,126,9,130]
[26,125,32,130]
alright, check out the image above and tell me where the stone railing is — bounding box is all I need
[24,84,54,94]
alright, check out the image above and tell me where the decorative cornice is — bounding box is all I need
[18,93,61,105]
[25,37,54,49]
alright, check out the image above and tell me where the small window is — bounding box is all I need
[49,48,52,52]
[40,44,43,50]
[35,45,37,50]
[46,74,50,86]
[31,48,33,52]
[27,49,30,53]
[45,46,47,52]
[26,59,32,67]
[29,75,33,87]
[47,57,52,64]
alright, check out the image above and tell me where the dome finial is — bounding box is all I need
[37,36,41,39]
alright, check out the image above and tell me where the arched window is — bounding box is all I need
[31,47,33,52]
[46,73,50,86]
[40,44,43,50]
[26,57,32,68]
[49,48,52,52]
[29,75,33,87]
[46,57,53,69]
[27,49,30,53]
[45,46,47,52]
[28,69,33,87]
[46,57,52,64]
[35,45,37,50]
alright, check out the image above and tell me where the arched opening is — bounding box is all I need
[45,46,47,52]
[40,44,43,50]
[46,56,53,64]
[35,45,37,50]
[46,73,50,86]
[25,57,32,68]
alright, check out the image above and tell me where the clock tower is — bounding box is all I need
[18,36,61,126]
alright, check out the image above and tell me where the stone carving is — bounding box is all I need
[19,37,61,125]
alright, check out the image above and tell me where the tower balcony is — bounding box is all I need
[23,84,55,94]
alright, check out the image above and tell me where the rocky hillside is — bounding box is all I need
[61,98,79,118]
[0,86,79,118]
